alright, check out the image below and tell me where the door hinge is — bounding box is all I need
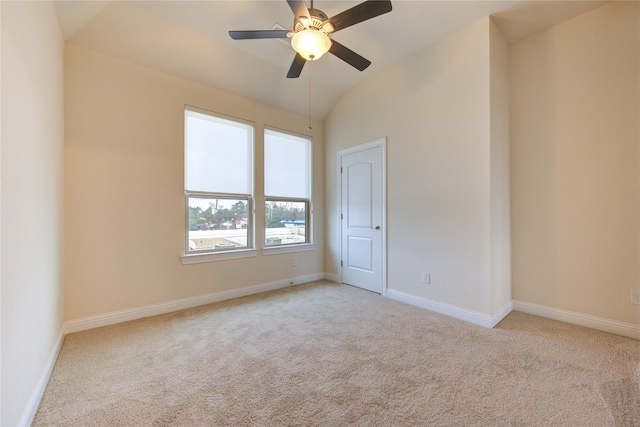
[341,213,343,220]
[341,260,343,267]
[340,167,343,173]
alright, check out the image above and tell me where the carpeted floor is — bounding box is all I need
[34,281,640,426]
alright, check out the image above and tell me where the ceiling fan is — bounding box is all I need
[229,0,392,78]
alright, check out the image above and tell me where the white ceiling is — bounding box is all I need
[54,0,606,120]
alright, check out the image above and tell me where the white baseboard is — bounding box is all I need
[513,300,640,340]
[387,289,512,329]
[492,300,514,327]
[19,328,65,427]
[64,273,325,334]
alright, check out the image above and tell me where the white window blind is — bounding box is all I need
[264,129,310,198]
[185,109,253,195]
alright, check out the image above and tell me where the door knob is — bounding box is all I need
[375,226,381,230]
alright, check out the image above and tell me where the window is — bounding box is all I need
[185,108,253,254]
[264,128,311,247]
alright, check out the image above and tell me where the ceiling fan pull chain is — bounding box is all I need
[308,65,313,130]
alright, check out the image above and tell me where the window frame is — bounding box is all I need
[181,106,256,264]
[263,127,313,251]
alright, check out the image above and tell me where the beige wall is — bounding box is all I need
[325,18,510,318]
[511,1,640,325]
[64,44,324,321]
[1,1,65,425]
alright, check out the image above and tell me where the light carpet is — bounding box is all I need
[34,281,640,426]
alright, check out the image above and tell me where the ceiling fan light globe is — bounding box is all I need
[291,30,331,61]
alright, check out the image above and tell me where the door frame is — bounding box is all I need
[337,138,387,296]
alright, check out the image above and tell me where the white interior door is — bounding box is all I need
[340,141,385,294]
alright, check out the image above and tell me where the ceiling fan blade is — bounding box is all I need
[229,30,291,40]
[287,0,310,20]
[329,40,371,71]
[286,53,306,78]
[324,0,392,33]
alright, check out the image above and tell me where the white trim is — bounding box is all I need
[337,138,387,296]
[180,248,258,264]
[262,243,315,256]
[64,273,325,334]
[491,300,514,327]
[387,289,512,329]
[338,138,388,156]
[335,150,342,285]
[380,140,387,298]
[19,328,65,427]
[513,300,640,340]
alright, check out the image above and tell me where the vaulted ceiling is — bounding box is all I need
[54,0,606,120]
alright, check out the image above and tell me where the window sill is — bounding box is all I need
[180,249,258,264]
[261,243,315,256]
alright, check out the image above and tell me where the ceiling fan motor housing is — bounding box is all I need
[294,8,329,32]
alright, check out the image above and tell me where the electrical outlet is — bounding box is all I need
[631,290,640,306]
[421,272,430,284]
[292,257,298,267]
